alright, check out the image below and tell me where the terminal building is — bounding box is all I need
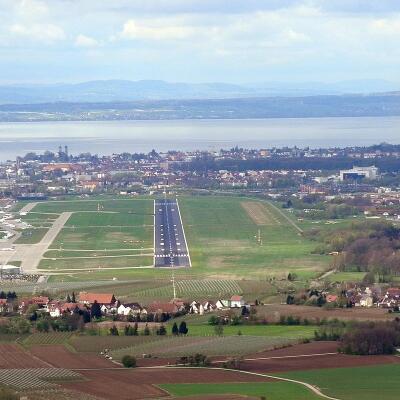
[339,166,379,181]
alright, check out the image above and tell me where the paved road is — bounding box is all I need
[9,212,72,273]
[154,199,191,268]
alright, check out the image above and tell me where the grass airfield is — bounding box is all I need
[8,195,331,300]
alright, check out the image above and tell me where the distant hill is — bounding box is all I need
[0,79,399,104]
[0,92,399,122]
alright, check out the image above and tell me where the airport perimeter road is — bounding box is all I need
[154,199,191,268]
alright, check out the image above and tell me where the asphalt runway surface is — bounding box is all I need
[154,199,191,268]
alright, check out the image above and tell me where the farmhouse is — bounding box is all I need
[78,292,116,306]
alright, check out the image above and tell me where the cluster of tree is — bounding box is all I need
[208,308,257,328]
[311,221,400,281]
[286,289,327,307]
[314,320,347,341]
[35,313,87,332]
[171,321,188,336]
[109,323,167,337]
[176,353,210,367]
[339,320,400,355]
[0,317,31,334]
[65,292,76,303]
[283,195,361,220]
[0,291,17,300]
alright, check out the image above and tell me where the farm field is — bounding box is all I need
[111,335,299,359]
[183,324,316,338]
[22,332,73,346]
[0,344,48,369]
[279,364,400,400]
[160,381,322,400]
[61,367,272,400]
[254,304,394,322]
[69,335,164,353]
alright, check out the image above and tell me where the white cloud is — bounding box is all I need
[370,18,400,35]
[9,23,65,43]
[75,34,99,47]
[15,0,49,20]
[120,19,194,40]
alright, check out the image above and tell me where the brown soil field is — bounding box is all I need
[29,345,116,369]
[235,341,400,373]
[62,368,271,400]
[259,304,394,321]
[0,344,49,369]
[241,202,279,226]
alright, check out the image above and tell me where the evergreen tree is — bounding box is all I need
[66,294,71,303]
[133,322,138,336]
[157,325,167,336]
[90,301,102,319]
[172,322,179,336]
[109,325,119,336]
[71,292,76,303]
[143,323,150,336]
[178,321,188,335]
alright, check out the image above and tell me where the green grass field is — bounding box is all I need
[179,196,328,280]
[279,364,400,400]
[183,324,316,338]
[23,195,332,287]
[14,228,49,244]
[160,381,322,400]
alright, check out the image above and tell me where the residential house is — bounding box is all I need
[117,303,144,316]
[48,302,87,317]
[19,296,49,312]
[0,299,13,313]
[230,295,245,308]
[378,288,400,308]
[326,294,338,303]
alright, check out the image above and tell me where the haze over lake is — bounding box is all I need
[0,116,399,161]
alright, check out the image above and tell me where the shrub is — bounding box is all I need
[121,355,137,368]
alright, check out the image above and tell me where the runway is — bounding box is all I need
[154,199,191,268]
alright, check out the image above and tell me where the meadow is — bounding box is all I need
[179,195,328,280]
[279,364,400,400]
[183,324,316,338]
[160,381,322,400]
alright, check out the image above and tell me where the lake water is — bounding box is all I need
[0,117,399,161]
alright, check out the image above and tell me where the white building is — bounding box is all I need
[339,166,379,181]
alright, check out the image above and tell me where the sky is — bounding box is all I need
[0,0,400,84]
